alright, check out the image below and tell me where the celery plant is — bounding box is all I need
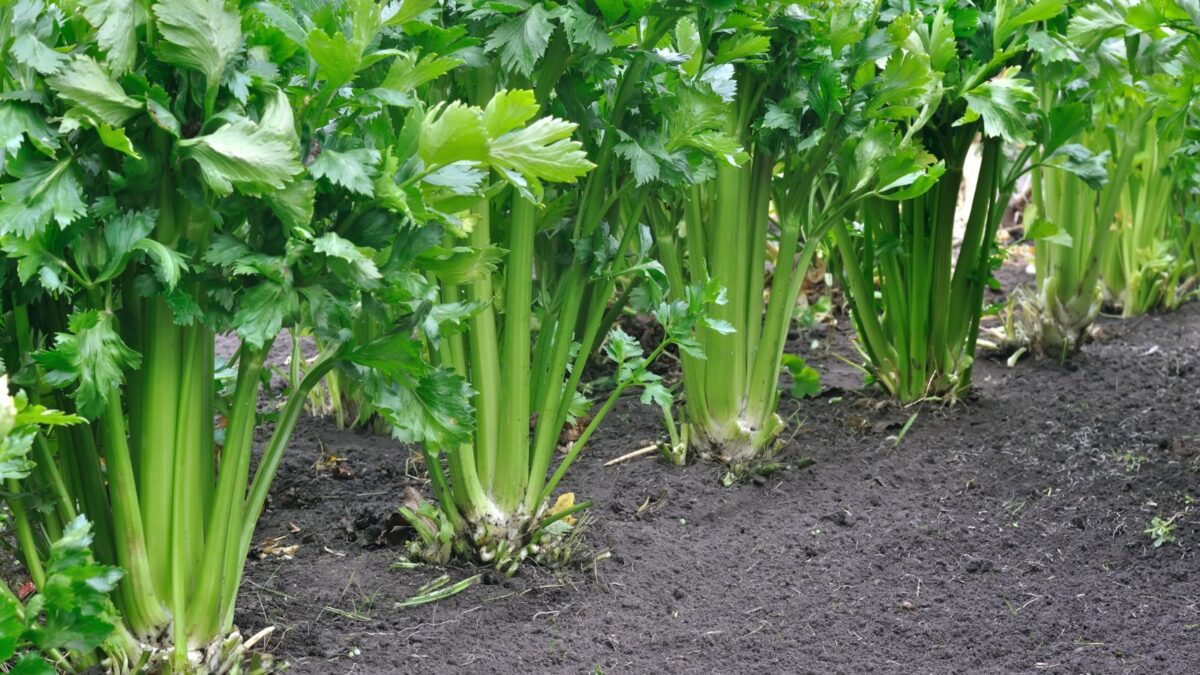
[0,0,482,669]
[833,0,1067,402]
[1103,115,1192,314]
[389,0,716,571]
[643,1,943,467]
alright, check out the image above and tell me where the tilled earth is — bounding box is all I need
[236,303,1200,674]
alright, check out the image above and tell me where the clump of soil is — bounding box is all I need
[236,304,1200,673]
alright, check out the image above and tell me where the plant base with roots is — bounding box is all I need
[401,493,589,575]
[689,410,787,475]
[1004,285,1100,360]
[105,628,276,675]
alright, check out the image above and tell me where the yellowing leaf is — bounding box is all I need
[548,493,577,525]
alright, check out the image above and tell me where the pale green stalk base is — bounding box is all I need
[687,409,786,472]
[1005,283,1101,360]
[105,628,276,675]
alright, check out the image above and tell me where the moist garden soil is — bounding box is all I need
[235,301,1200,674]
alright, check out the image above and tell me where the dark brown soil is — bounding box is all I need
[236,303,1200,674]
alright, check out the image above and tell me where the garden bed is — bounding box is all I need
[236,303,1200,673]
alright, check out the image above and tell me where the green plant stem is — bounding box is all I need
[6,479,46,589]
[168,321,208,667]
[187,346,265,643]
[524,267,586,514]
[139,180,185,602]
[494,197,537,514]
[466,201,501,491]
[540,341,668,505]
[100,387,167,637]
[1079,107,1155,315]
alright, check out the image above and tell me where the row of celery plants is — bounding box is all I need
[5,0,1200,670]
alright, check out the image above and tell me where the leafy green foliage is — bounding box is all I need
[153,0,243,94]
[178,119,303,196]
[34,311,141,420]
[1,517,123,667]
[781,355,822,399]
[958,67,1038,143]
[1,378,96,669]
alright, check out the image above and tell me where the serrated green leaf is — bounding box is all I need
[957,67,1037,143]
[486,4,555,76]
[0,157,86,237]
[23,516,122,654]
[33,311,140,419]
[145,98,181,137]
[96,124,141,159]
[384,0,436,26]
[11,32,68,75]
[102,208,156,259]
[233,281,297,349]
[640,381,673,410]
[310,148,381,196]
[178,119,302,196]
[422,161,486,195]
[564,6,613,53]
[482,89,539,138]
[714,33,771,64]
[313,232,381,287]
[346,334,473,446]
[47,56,141,127]
[1025,218,1073,247]
[866,48,935,121]
[762,103,796,130]
[0,430,36,481]
[418,245,504,284]
[0,592,21,662]
[1067,3,1128,49]
[376,367,473,446]
[781,354,821,399]
[265,178,315,229]
[0,102,58,164]
[14,405,84,429]
[489,117,594,194]
[153,0,243,92]
[10,654,55,675]
[1046,144,1108,190]
[133,239,187,290]
[372,52,462,106]
[306,28,360,86]
[594,0,626,23]
[252,1,307,45]
[614,139,660,186]
[419,102,489,168]
[996,0,1068,46]
[79,0,147,74]
[259,86,298,144]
